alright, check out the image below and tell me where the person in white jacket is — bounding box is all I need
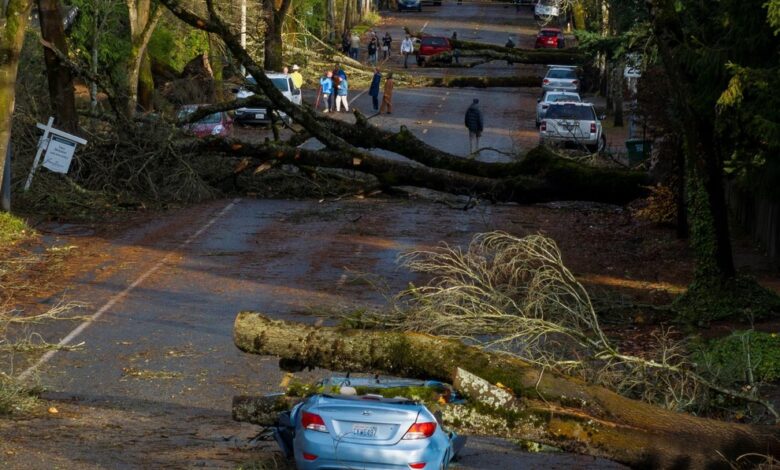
[400,35,414,69]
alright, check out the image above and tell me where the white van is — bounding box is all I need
[234,72,302,125]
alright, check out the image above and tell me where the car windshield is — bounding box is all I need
[271,77,289,92]
[244,76,289,92]
[546,104,595,120]
[178,108,222,124]
[539,0,556,5]
[422,37,447,46]
[540,30,559,37]
[547,68,576,79]
[547,93,580,103]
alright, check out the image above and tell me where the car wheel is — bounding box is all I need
[598,134,607,153]
[418,6,422,11]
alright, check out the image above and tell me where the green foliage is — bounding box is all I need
[694,330,780,385]
[67,0,130,72]
[674,275,780,323]
[0,212,32,245]
[148,15,209,73]
[0,374,39,415]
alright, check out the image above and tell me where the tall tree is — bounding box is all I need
[0,0,34,185]
[646,0,780,319]
[126,0,163,114]
[262,0,292,71]
[38,0,78,131]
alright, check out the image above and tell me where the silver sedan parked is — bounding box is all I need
[542,66,580,92]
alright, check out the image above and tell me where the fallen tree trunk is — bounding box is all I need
[182,138,646,204]
[425,75,541,88]
[233,312,780,469]
[326,113,648,204]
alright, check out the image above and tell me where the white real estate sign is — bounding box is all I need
[24,117,88,191]
[42,135,78,174]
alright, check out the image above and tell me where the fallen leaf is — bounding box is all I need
[47,407,59,414]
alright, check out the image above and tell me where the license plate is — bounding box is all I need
[255,113,265,119]
[352,424,377,438]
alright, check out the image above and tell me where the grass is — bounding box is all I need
[0,374,39,415]
[0,212,32,246]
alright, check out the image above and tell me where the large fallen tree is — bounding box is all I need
[233,312,780,469]
[147,1,648,207]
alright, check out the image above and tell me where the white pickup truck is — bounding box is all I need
[233,72,302,125]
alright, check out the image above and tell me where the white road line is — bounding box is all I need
[421,21,429,32]
[17,198,242,381]
[349,89,368,105]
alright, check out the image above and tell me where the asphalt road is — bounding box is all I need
[1,2,626,469]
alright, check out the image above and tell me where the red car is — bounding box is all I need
[535,28,565,49]
[416,36,453,66]
[178,104,233,138]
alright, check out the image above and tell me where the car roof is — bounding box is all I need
[539,28,562,32]
[548,101,593,107]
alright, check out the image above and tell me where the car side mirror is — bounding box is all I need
[537,98,541,103]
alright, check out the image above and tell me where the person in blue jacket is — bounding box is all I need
[336,76,349,112]
[320,70,334,113]
[369,68,382,112]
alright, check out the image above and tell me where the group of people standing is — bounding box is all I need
[318,65,351,113]
[342,30,394,65]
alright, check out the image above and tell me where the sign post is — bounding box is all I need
[24,117,87,191]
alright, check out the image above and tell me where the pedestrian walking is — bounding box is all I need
[505,36,515,65]
[320,70,334,112]
[382,32,392,60]
[336,76,349,112]
[342,31,351,54]
[369,67,382,112]
[401,35,414,68]
[464,98,484,154]
[350,32,361,60]
[290,64,303,89]
[367,37,379,65]
[379,72,394,114]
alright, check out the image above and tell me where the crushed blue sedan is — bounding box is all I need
[273,377,467,470]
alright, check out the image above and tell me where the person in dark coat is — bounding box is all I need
[464,98,484,154]
[369,68,382,112]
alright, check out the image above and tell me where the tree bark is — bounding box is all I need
[0,0,34,184]
[126,0,162,116]
[38,0,78,132]
[233,312,780,469]
[262,0,292,71]
[646,0,736,283]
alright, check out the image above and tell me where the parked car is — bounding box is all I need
[539,102,606,152]
[542,66,580,92]
[233,72,302,125]
[535,27,565,49]
[282,394,463,469]
[417,36,453,66]
[534,0,560,20]
[398,0,422,11]
[536,91,581,126]
[177,105,233,138]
